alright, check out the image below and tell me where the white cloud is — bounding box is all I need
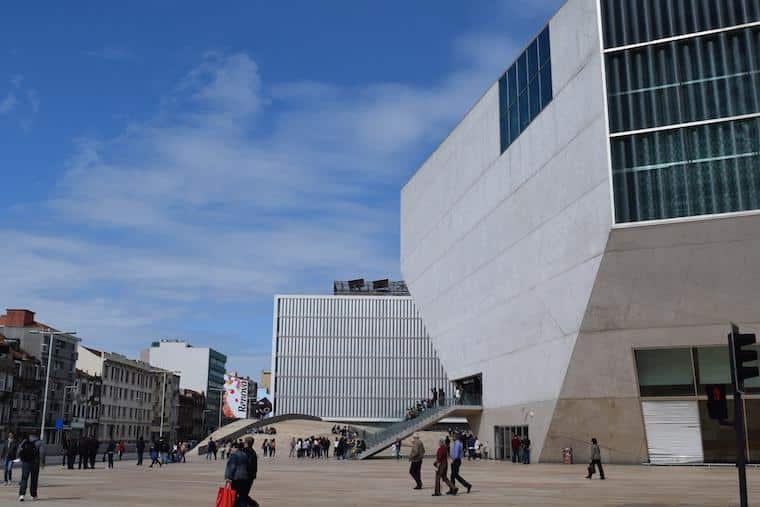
[0,75,39,128]
[7,24,525,374]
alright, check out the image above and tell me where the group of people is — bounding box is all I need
[1,431,46,502]
[260,439,276,458]
[509,433,532,464]
[407,433,474,497]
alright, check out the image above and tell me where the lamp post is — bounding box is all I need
[150,369,180,439]
[29,329,77,443]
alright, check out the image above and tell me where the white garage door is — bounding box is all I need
[642,400,703,464]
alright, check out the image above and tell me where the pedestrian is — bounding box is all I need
[206,438,216,460]
[136,436,145,466]
[66,438,78,470]
[432,438,457,496]
[2,432,18,485]
[106,439,116,469]
[224,442,250,507]
[585,438,605,480]
[510,433,520,463]
[467,434,476,460]
[159,438,169,465]
[88,437,99,469]
[450,434,472,494]
[455,386,462,404]
[289,437,296,458]
[242,437,260,507]
[438,387,445,407]
[17,432,46,502]
[180,441,188,463]
[521,435,531,464]
[392,439,400,460]
[408,434,425,490]
[269,438,276,458]
[117,440,125,461]
[149,441,162,468]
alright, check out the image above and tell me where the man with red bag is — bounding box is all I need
[220,442,251,507]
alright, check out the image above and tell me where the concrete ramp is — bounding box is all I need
[192,414,321,458]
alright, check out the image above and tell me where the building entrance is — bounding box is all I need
[494,425,529,461]
[453,374,482,404]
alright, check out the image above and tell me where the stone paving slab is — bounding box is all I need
[1,456,759,506]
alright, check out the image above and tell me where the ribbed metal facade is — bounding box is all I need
[271,295,450,421]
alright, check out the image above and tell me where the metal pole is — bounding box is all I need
[729,324,749,507]
[160,371,167,438]
[218,391,223,428]
[40,332,55,442]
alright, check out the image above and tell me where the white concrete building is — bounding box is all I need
[271,280,451,422]
[142,340,227,433]
[401,0,760,464]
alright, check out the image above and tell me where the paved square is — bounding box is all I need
[2,456,760,506]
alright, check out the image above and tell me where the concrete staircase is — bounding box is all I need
[357,400,482,460]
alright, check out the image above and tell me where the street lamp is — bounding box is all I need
[149,369,180,439]
[29,329,78,442]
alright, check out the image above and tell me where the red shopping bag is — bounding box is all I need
[216,483,236,507]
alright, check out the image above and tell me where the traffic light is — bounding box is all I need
[706,384,728,421]
[731,331,759,389]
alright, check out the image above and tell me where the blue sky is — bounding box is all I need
[0,1,562,378]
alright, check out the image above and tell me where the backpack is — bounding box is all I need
[19,440,38,463]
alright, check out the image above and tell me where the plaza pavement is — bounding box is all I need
[1,454,759,506]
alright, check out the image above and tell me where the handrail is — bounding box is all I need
[358,395,482,455]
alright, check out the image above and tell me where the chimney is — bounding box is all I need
[1,309,37,327]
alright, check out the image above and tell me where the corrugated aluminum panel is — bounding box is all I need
[642,400,704,464]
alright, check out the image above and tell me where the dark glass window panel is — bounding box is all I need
[699,400,737,463]
[606,28,760,133]
[540,64,553,108]
[529,78,541,119]
[538,27,550,65]
[746,400,760,463]
[527,40,539,78]
[519,92,529,131]
[694,346,732,388]
[507,65,518,106]
[635,348,695,397]
[601,0,760,48]
[499,114,509,153]
[613,117,760,223]
[518,53,528,92]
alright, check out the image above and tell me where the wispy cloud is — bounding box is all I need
[0,75,39,129]
[6,20,525,367]
[85,46,136,61]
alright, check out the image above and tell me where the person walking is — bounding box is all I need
[66,438,78,470]
[77,436,88,470]
[224,442,250,507]
[289,437,296,458]
[206,438,216,460]
[88,438,99,470]
[106,439,116,469]
[2,432,18,485]
[432,438,457,497]
[241,437,260,507]
[521,436,531,464]
[18,432,46,502]
[392,439,401,460]
[269,439,276,458]
[159,438,169,465]
[585,438,605,480]
[136,436,145,466]
[117,440,125,461]
[450,434,472,494]
[510,433,520,463]
[408,434,425,490]
[149,441,162,468]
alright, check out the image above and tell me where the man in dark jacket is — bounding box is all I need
[18,432,46,501]
[136,437,145,466]
[66,438,78,470]
[241,437,259,507]
[224,442,250,507]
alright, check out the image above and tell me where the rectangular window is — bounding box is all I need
[498,26,552,154]
[635,348,696,396]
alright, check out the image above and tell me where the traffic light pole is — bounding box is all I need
[729,324,749,507]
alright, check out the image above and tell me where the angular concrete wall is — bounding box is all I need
[401,0,611,461]
[545,213,760,463]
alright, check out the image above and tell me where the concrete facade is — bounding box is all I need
[271,294,450,422]
[400,0,760,464]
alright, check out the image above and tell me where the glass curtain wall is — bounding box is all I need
[601,0,760,223]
